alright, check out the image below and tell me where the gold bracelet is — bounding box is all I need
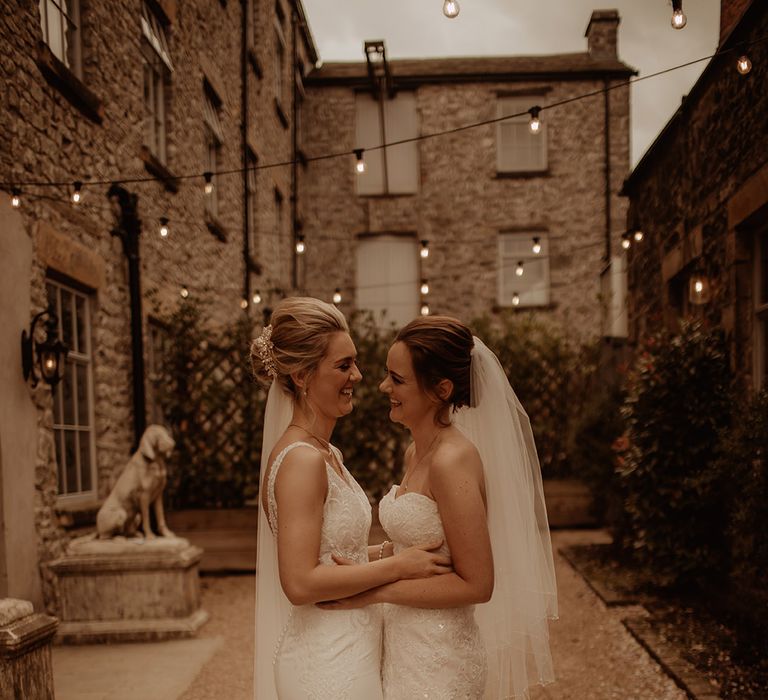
[378,540,391,561]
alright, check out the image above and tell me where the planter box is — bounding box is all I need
[167,508,258,572]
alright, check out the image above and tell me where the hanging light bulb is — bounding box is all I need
[515,261,524,277]
[353,149,366,174]
[332,288,342,304]
[512,292,520,307]
[420,301,430,316]
[737,55,752,75]
[633,229,644,242]
[420,240,430,259]
[180,286,189,299]
[295,235,306,254]
[689,273,711,305]
[11,187,21,208]
[621,233,631,250]
[528,106,542,134]
[159,217,169,238]
[420,279,430,295]
[203,172,214,195]
[442,0,459,18]
[532,237,542,255]
[240,298,249,310]
[71,181,83,204]
[671,0,686,29]
[252,290,262,305]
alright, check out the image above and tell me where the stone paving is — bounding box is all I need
[53,529,690,699]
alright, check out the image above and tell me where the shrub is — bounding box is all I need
[616,321,733,587]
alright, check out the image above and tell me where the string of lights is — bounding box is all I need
[2,32,763,198]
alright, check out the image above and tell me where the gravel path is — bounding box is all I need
[182,530,688,699]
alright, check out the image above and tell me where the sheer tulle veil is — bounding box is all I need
[454,337,558,699]
[253,381,294,700]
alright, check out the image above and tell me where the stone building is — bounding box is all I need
[299,10,634,338]
[0,0,315,611]
[621,0,767,393]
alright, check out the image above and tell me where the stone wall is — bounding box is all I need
[0,0,308,611]
[623,2,768,391]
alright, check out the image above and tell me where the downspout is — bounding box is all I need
[242,0,250,305]
[603,78,612,263]
[291,9,299,290]
[107,184,146,449]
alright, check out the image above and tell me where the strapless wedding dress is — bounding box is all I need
[267,442,383,699]
[378,484,487,699]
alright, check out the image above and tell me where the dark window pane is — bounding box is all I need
[75,294,87,354]
[60,289,73,349]
[65,430,77,493]
[62,363,75,425]
[53,376,63,424]
[76,362,89,426]
[55,429,65,493]
[79,432,92,491]
[46,283,57,310]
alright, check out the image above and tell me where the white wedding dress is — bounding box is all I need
[379,484,487,699]
[266,442,384,699]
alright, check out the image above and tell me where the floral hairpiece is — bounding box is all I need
[254,324,277,379]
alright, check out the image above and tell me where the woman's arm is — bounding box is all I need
[275,447,449,605]
[321,443,494,610]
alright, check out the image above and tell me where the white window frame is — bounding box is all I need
[496,96,548,173]
[47,278,97,503]
[354,91,420,196]
[356,235,420,327]
[204,89,223,219]
[497,231,551,307]
[39,0,82,77]
[755,232,768,391]
[140,2,173,163]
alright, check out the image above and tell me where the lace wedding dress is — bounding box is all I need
[379,484,487,699]
[266,442,384,699]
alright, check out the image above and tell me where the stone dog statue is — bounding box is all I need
[97,425,176,539]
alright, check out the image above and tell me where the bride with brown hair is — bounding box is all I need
[321,315,558,699]
[251,297,452,699]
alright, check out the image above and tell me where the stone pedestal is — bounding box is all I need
[49,535,208,644]
[0,598,58,699]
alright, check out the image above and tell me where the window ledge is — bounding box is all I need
[36,41,104,124]
[247,47,263,78]
[355,192,418,199]
[205,210,229,242]
[274,98,289,129]
[492,301,557,312]
[55,498,102,529]
[494,170,550,180]
[140,147,180,193]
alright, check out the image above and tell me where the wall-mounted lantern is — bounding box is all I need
[688,272,711,305]
[21,309,68,388]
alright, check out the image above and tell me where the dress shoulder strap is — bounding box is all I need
[266,441,322,532]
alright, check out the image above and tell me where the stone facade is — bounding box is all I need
[0,0,314,611]
[300,10,633,342]
[622,0,767,393]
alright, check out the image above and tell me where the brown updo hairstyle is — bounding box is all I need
[395,315,474,426]
[250,297,349,400]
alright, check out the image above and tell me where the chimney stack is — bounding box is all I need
[585,9,620,59]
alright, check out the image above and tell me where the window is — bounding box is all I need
[274,15,286,105]
[247,0,259,49]
[755,232,768,390]
[46,278,96,500]
[356,235,420,327]
[141,2,173,163]
[204,87,224,219]
[39,0,82,76]
[498,231,550,307]
[497,96,547,173]
[355,92,419,195]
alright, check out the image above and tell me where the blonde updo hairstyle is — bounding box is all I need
[250,297,349,401]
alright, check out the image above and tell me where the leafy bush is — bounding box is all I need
[615,321,733,587]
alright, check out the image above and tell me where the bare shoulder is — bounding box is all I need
[429,428,483,486]
[270,441,327,497]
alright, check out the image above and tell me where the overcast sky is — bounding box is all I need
[302,0,722,166]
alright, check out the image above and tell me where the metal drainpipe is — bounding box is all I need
[107,184,146,449]
[603,78,612,263]
[241,0,251,306]
[291,10,299,291]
